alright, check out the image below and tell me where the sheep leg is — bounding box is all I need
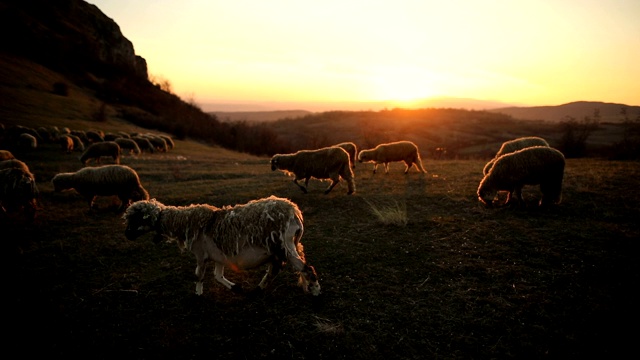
[257,261,283,291]
[324,177,340,195]
[87,195,97,210]
[403,160,412,174]
[213,262,242,293]
[116,196,128,212]
[292,179,308,193]
[372,163,378,174]
[195,260,208,295]
[383,162,390,174]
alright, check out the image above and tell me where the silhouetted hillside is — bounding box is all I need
[491,101,640,123]
[0,0,229,146]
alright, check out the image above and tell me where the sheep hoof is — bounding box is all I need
[347,190,354,195]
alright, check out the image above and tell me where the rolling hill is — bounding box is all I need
[491,101,640,123]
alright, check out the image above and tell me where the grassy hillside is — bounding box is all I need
[6,123,638,358]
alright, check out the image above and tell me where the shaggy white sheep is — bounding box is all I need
[52,164,149,211]
[483,136,550,175]
[334,142,358,169]
[270,146,355,195]
[477,146,565,207]
[79,141,121,165]
[0,167,39,222]
[358,140,426,174]
[123,196,321,297]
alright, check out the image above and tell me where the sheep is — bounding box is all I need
[270,146,355,195]
[104,133,122,141]
[483,136,550,175]
[143,134,168,152]
[115,138,141,155]
[0,167,39,222]
[52,164,149,211]
[123,196,321,297]
[477,146,565,207]
[85,130,104,143]
[68,134,85,152]
[358,140,426,174]
[0,150,15,161]
[0,159,33,176]
[79,141,121,165]
[59,135,74,153]
[18,133,38,150]
[132,136,155,153]
[158,134,175,150]
[334,142,358,169]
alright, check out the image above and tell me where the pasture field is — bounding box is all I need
[6,139,639,359]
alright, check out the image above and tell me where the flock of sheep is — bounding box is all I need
[2,121,566,299]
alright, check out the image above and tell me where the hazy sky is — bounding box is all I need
[89,0,640,110]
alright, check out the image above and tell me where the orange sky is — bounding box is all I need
[90,0,640,111]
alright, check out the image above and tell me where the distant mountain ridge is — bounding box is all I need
[491,101,640,123]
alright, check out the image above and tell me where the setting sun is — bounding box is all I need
[369,65,439,105]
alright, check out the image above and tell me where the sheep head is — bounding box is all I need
[123,199,163,240]
[357,151,370,163]
[270,155,280,171]
[477,186,497,207]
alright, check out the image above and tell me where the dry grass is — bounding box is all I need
[363,197,408,226]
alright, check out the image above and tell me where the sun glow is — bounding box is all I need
[369,65,439,106]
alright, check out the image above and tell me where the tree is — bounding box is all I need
[557,116,598,158]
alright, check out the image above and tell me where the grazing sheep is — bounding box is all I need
[0,159,33,176]
[143,134,168,152]
[477,146,565,207]
[334,142,358,169]
[59,135,74,153]
[18,133,37,150]
[271,146,355,195]
[79,141,121,165]
[0,150,15,161]
[68,134,85,152]
[358,140,426,174]
[71,130,90,144]
[85,130,104,143]
[104,133,122,141]
[52,164,149,211]
[0,167,39,222]
[483,136,550,175]
[123,196,321,297]
[158,134,175,150]
[115,138,141,155]
[132,136,155,153]
[36,127,54,143]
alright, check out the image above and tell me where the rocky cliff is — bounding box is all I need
[0,0,147,79]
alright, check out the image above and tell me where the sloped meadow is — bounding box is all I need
[7,140,639,359]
